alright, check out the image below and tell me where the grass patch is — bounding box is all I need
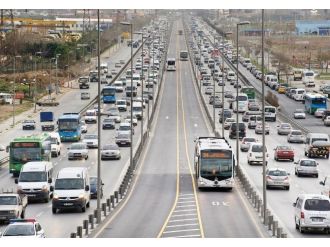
[0,101,34,123]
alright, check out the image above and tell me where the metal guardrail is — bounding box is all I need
[0,156,9,167]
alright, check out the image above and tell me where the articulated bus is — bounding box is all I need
[58,113,81,142]
[101,86,117,104]
[304,93,327,115]
[194,137,235,189]
[8,133,51,176]
[166,58,176,71]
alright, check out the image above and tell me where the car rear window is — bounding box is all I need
[268,170,287,176]
[252,145,265,152]
[304,199,330,211]
[291,131,302,135]
[244,138,256,142]
[300,160,316,167]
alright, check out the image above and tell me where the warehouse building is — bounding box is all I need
[296,20,330,36]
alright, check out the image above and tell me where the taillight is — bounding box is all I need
[301,212,304,219]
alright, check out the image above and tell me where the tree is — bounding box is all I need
[317,51,330,73]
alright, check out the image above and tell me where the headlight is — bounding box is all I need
[78,194,85,200]
[53,194,59,200]
[17,185,23,192]
[9,210,16,214]
[41,185,48,192]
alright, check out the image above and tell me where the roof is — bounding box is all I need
[12,133,50,142]
[305,93,326,98]
[21,161,52,171]
[196,137,231,150]
[57,167,87,179]
[58,114,80,120]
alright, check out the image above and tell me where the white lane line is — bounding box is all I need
[36,212,44,217]
[177,197,195,200]
[179,193,194,196]
[177,201,196,204]
[176,205,196,208]
[163,229,200,234]
[166,116,169,119]
[194,124,198,127]
[171,234,201,238]
[166,223,199,228]
[171,213,197,217]
[169,218,198,223]
[173,209,197,213]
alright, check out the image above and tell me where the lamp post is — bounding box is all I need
[12,55,21,127]
[55,54,61,94]
[49,58,56,99]
[261,9,267,225]
[221,32,232,138]
[236,21,250,171]
[147,40,151,132]
[121,21,134,173]
[34,52,42,113]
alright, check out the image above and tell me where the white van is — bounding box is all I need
[49,132,61,157]
[232,93,249,113]
[303,70,315,87]
[51,167,90,214]
[264,106,276,122]
[227,70,236,81]
[132,73,141,86]
[132,101,143,120]
[292,88,306,101]
[15,161,54,203]
[293,194,330,233]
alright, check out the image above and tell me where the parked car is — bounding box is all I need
[247,143,268,165]
[277,123,292,135]
[287,130,305,143]
[101,144,121,160]
[294,159,319,177]
[274,145,294,161]
[293,109,306,119]
[266,168,290,190]
[240,137,257,152]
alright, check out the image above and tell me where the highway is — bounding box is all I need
[0,22,165,237]
[94,20,268,238]
[194,17,330,238]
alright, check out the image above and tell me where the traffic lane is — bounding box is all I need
[182,33,268,238]
[99,32,180,238]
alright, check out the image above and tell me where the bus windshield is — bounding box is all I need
[102,88,116,96]
[11,147,42,163]
[200,150,232,180]
[58,119,79,131]
[265,107,275,113]
[312,98,326,104]
[237,95,248,101]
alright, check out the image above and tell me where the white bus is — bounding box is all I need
[194,137,235,189]
[232,93,249,113]
[166,58,176,71]
[0,93,13,104]
[179,50,188,61]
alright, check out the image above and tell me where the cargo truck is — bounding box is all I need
[40,112,55,131]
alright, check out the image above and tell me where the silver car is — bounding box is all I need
[68,143,88,160]
[294,159,319,177]
[101,144,121,160]
[240,137,257,152]
[266,168,290,190]
[82,134,98,148]
[324,116,330,126]
[315,108,326,118]
[277,123,292,135]
[255,122,270,134]
[287,130,305,143]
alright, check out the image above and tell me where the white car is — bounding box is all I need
[224,118,235,130]
[294,159,319,177]
[113,81,124,93]
[82,134,98,148]
[116,100,127,112]
[117,122,134,135]
[240,137,257,152]
[287,130,305,143]
[80,123,88,133]
[277,123,292,135]
[266,168,290,190]
[0,219,45,238]
[255,121,270,134]
[101,144,121,160]
[22,120,36,130]
[67,143,88,160]
[247,143,268,165]
[85,110,97,123]
[293,194,330,233]
[293,109,306,119]
[320,176,330,197]
[205,87,213,95]
[124,116,138,127]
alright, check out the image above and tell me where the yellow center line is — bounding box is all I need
[157,22,180,238]
[178,26,205,238]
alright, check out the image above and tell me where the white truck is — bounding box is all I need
[302,70,315,87]
[0,193,27,222]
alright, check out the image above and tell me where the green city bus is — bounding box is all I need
[240,86,256,100]
[7,133,52,176]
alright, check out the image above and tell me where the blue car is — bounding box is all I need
[90,177,104,199]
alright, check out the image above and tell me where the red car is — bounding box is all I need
[274,145,294,161]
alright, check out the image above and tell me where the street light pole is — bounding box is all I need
[236,21,250,171]
[12,56,21,127]
[141,33,144,144]
[261,9,267,225]
[221,36,225,138]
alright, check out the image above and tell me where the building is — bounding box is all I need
[296,20,330,36]
[55,18,112,33]
[242,28,272,37]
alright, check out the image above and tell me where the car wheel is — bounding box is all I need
[285,186,290,190]
[315,174,319,178]
[20,210,25,219]
[299,223,305,233]
[58,151,60,156]
[266,185,270,190]
[81,206,86,213]
[295,218,299,229]
[85,156,88,160]
[52,207,57,214]
[86,201,90,208]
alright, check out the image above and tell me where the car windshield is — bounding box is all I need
[19,171,47,182]
[70,144,85,150]
[86,112,95,116]
[304,199,330,211]
[278,146,292,150]
[117,101,125,105]
[3,225,35,236]
[316,108,326,112]
[281,124,291,128]
[0,196,17,205]
[295,109,304,113]
[120,126,130,130]
[268,170,287,176]
[300,160,317,167]
[291,131,302,135]
[103,119,113,123]
[55,178,84,190]
[244,138,256,143]
[84,135,97,140]
[117,134,129,139]
[103,145,118,150]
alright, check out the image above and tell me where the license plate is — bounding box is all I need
[274,182,282,185]
[27,194,36,197]
[64,203,73,206]
[312,218,323,222]
[0,216,7,219]
[74,153,80,156]
[121,142,126,144]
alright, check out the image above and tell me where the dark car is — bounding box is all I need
[219,109,232,123]
[229,122,246,139]
[90,176,104,199]
[323,110,330,121]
